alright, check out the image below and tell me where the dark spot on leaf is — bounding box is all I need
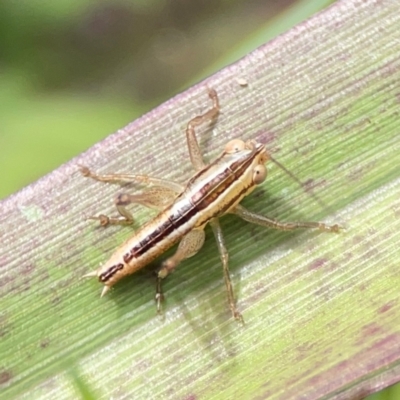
[361,323,383,337]
[0,369,13,385]
[303,178,326,192]
[22,263,35,275]
[379,302,395,314]
[358,283,367,291]
[257,130,276,145]
[308,258,327,270]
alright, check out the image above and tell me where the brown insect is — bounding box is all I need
[81,89,341,322]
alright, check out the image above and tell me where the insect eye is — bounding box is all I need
[253,165,267,184]
[225,139,245,153]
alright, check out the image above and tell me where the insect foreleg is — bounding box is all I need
[186,88,220,171]
[210,219,244,324]
[232,204,342,233]
[156,229,206,314]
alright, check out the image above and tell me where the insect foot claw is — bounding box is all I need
[233,310,245,325]
[207,86,217,97]
[329,224,344,233]
[78,165,91,177]
[87,214,110,226]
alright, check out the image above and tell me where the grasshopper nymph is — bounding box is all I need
[81,89,340,322]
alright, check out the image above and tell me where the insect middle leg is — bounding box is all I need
[232,204,342,233]
[210,219,244,324]
[80,166,183,226]
[186,88,220,171]
[155,229,205,314]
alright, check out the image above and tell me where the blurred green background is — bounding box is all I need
[0,0,333,200]
[0,0,398,398]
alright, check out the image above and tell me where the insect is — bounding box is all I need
[81,88,341,322]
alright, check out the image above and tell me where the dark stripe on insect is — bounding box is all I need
[128,201,193,259]
[195,152,256,210]
[129,148,260,259]
[99,263,123,282]
[189,151,228,182]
